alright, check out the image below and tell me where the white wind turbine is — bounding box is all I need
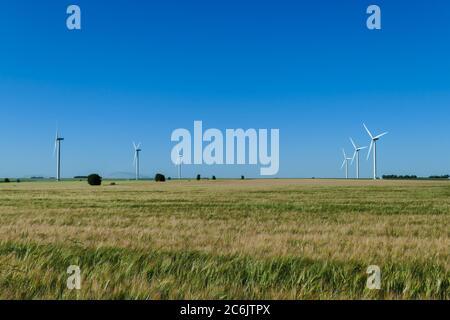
[54,129,64,182]
[364,124,388,180]
[341,149,353,179]
[350,138,368,179]
[175,147,183,180]
[133,142,142,181]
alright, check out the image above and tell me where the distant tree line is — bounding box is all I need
[383,174,449,180]
[383,175,418,180]
[1,178,21,183]
[429,175,450,179]
[2,174,247,185]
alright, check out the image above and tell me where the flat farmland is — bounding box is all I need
[0,179,448,299]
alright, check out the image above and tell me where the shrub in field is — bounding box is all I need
[212,176,216,180]
[241,175,245,180]
[4,178,10,183]
[196,174,201,181]
[87,174,102,186]
[155,174,166,182]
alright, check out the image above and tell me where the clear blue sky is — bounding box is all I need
[0,0,449,178]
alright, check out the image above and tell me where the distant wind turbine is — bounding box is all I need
[341,149,353,179]
[176,148,183,180]
[54,130,64,182]
[350,138,368,179]
[133,142,142,180]
[364,124,388,180]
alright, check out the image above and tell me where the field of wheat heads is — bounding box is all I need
[0,179,448,300]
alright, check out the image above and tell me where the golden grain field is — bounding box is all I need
[0,179,448,299]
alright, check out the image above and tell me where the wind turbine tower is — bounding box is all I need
[364,124,388,180]
[177,148,183,180]
[341,149,353,179]
[54,131,64,182]
[133,142,142,181]
[350,138,367,179]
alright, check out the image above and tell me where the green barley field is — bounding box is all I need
[0,179,448,299]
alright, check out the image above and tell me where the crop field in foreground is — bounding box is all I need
[0,179,448,299]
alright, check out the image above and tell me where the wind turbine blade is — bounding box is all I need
[342,149,347,159]
[53,130,58,156]
[133,142,137,150]
[374,132,388,139]
[351,151,356,165]
[367,140,374,160]
[359,146,368,150]
[341,159,346,169]
[363,123,374,139]
[350,138,357,150]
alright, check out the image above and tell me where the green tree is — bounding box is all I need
[87,174,102,186]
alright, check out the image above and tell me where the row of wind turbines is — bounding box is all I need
[341,124,388,180]
[54,130,184,181]
[54,124,388,182]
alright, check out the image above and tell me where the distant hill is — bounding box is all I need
[106,172,151,179]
